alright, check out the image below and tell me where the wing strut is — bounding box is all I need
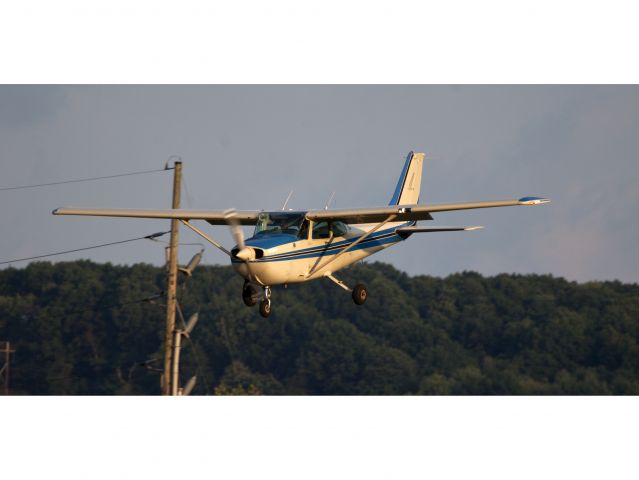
[181,219,261,284]
[180,220,231,257]
[306,214,397,277]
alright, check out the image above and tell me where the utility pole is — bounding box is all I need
[162,160,182,395]
[1,341,15,395]
[171,310,199,396]
[171,327,183,396]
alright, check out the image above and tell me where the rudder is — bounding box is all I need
[389,151,424,205]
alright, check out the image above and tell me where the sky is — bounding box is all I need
[1,85,638,283]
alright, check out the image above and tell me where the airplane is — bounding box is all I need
[53,152,549,318]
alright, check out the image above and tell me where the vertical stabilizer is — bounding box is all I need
[389,151,424,205]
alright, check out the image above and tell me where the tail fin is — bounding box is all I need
[389,151,424,205]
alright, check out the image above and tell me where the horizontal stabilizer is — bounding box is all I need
[396,226,483,236]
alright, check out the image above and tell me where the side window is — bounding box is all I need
[331,221,347,237]
[312,221,331,239]
[312,221,347,239]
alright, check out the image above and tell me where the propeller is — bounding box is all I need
[224,209,256,261]
[224,210,257,284]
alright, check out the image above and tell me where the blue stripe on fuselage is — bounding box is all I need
[249,234,402,263]
[233,222,413,264]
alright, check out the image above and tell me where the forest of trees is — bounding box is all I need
[1,260,638,395]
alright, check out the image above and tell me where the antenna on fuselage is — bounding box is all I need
[281,190,294,211]
[324,191,336,210]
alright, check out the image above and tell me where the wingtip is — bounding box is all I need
[464,226,484,231]
[518,196,550,205]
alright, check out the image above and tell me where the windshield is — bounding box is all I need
[253,212,306,237]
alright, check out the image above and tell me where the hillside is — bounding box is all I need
[1,260,638,395]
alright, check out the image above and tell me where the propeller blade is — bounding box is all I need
[224,209,256,282]
[224,209,245,250]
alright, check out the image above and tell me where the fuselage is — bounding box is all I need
[230,211,412,286]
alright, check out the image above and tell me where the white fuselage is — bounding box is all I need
[231,221,408,286]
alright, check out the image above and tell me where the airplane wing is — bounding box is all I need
[305,197,550,224]
[53,197,549,225]
[52,207,261,225]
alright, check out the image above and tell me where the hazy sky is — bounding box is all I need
[1,85,637,282]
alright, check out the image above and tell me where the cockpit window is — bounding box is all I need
[253,212,306,236]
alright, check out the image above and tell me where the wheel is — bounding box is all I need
[242,283,258,307]
[259,299,272,318]
[352,283,368,305]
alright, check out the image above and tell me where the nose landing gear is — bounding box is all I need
[259,286,272,318]
[242,282,273,317]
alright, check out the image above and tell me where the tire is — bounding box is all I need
[259,299,272,318]
[352,283,368,305]
[242,283,258,307]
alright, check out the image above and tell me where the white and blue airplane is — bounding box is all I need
[53,152,549,317]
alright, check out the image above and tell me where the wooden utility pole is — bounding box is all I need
[1,341,15,395]
[170,327,183,396]
[162,160,182,395]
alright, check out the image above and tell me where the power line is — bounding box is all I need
[0,167,173,192]
[0,231,169,265]
[66,292,165,316]
[147,235,205,249]
[181,173,194,208]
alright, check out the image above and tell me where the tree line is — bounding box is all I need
[1,260,638,394]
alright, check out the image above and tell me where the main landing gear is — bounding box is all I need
[242,281,272,318]
[351,283,368,305]
[242,281,259,306]
[243,275,367,318]
[325,273,368,306]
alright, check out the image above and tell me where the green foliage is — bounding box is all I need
[1,260,639,395]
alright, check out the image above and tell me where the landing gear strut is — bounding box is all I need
[259,286,272,318]
[242,282,273,317]
[325,273,368,306]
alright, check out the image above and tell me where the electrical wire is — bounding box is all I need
[147,236,205,249]
[0,167,173,192]
[65,292,165,316]
[181,173,194,208]
[0,231,169,265]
